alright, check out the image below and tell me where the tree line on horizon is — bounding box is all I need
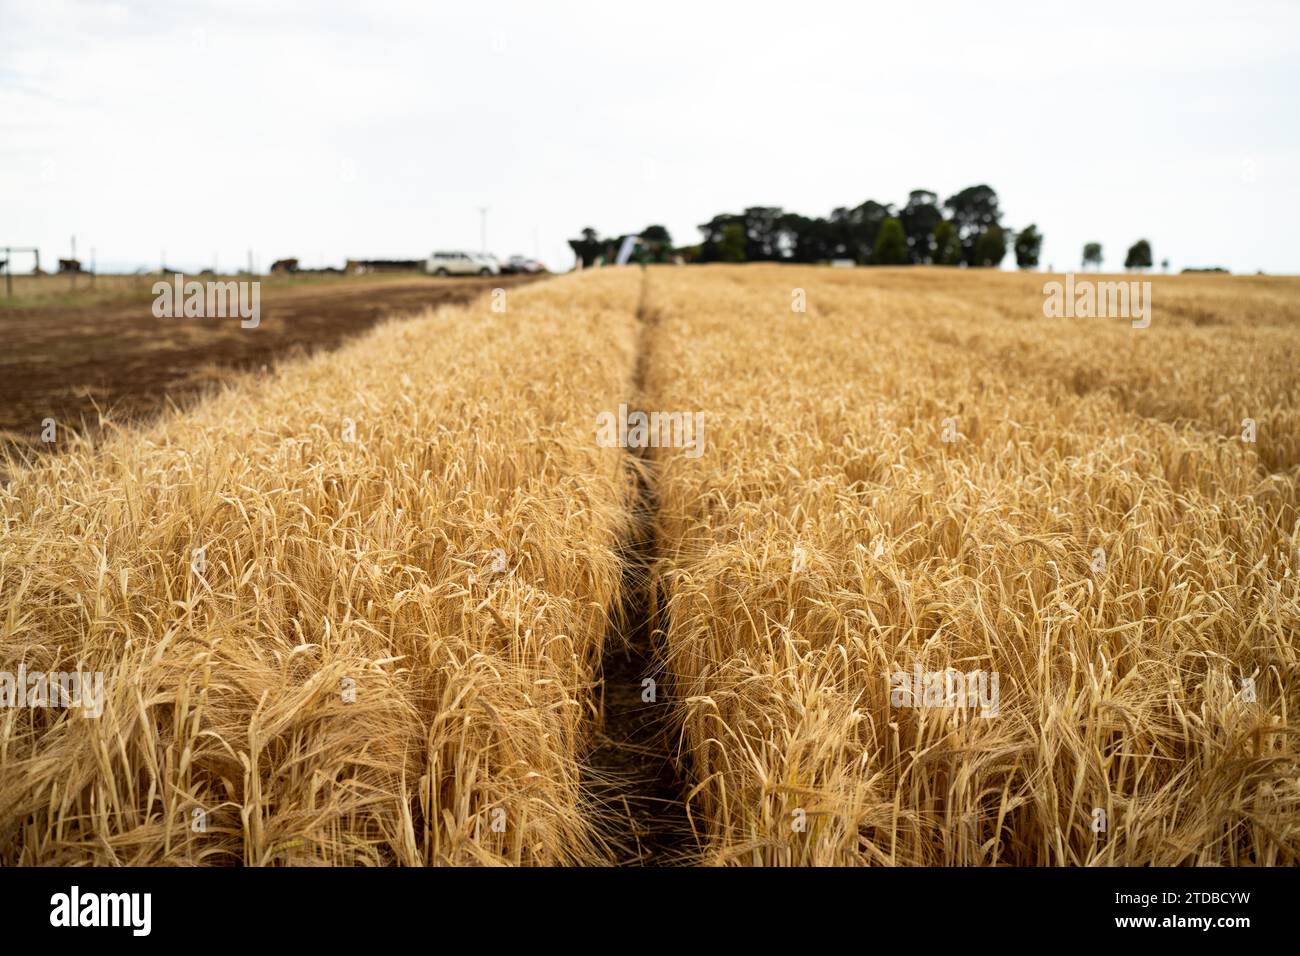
[570,185,1167,272]
[571,185,1043,269]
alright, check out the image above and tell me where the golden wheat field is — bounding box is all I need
[0,270,641,865]
[2,265,1298,866]
[643,266,1300,865]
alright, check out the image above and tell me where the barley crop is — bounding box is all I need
[4,263,1297,867]
[0,270,641,865]
[643,265,1300,865]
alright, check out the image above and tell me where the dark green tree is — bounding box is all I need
[741,206,784,260]
[1124,239,1153,271]
[943,185,1001,263]
[873,218,909,265]
[1082,242,1102,271]
[638,225,673,263]
[900,190,943,263]
[697,213,745,262]
[830,200,893,262]
[1014,224,1042,269]
[719,223,747,262]
[774,213,828,262]
[933,220,962,265]
[971,225,1007,267]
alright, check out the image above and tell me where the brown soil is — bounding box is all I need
[0,274,542,451]
[584,458,698,865]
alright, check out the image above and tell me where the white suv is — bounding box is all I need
[427,251,498,276]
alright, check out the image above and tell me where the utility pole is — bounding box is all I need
[477,206,488,255]
[90,246,96,287]
[70,235,76,291]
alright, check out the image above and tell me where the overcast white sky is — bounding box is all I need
[3,0,1298,274]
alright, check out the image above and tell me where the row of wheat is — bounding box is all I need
[0,269,641,865]
[642,265,1299,865]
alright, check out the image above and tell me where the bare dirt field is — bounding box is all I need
[0,273,541,450]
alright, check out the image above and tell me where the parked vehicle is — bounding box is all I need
[427,251,497,276]
[503,255,545,274]
[472,253,502,275]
